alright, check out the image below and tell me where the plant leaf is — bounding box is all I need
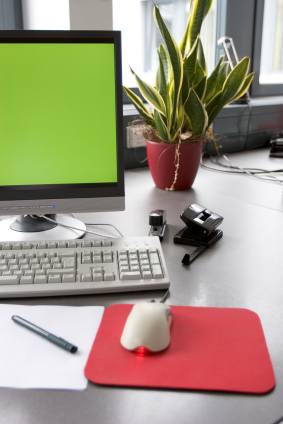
[214,61,230,95]
[232,72,254,101]
[206,58,250,126]
[221,57,250,104]
[192,61,206,86]
[206,91,223,126]
[182,37,199,103]
[153,4,183,129]
[171,105,185,141]
[180,0,214,56]
[197,38,207,74]
[153,110,170,142]
[205,56,224,103]
[131,68,166,116]
[156,46,169,105]
[194,75,207,100]
[123,86,154,125]
[184,88,208,135]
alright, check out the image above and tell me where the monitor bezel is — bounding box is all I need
[0,30,124,211]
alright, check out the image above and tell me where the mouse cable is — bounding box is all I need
[160,289,170,303]
[270,415,283,424]
[150,289,170,304]
[40,215,123,239]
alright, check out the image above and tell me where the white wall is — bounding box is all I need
[69,0,113,30]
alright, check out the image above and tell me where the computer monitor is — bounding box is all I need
[0,30,124,241]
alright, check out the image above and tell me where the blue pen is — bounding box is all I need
[12,315,78,354]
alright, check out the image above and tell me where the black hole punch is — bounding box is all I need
[175,203,224,265]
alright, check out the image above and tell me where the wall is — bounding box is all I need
[69,0,112,30]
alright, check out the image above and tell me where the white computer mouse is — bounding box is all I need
[120,302,172,353]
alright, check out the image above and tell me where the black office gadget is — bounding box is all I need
[174,204,223,265]
[149,210,167,241]
[269,137,283,158]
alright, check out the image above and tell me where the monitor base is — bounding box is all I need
[0,214,86,242]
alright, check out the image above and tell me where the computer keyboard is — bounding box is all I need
[0,236,170,298]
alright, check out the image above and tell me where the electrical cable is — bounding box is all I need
[270,416,283,424]
[83,222,124,238]
[203,154,283,184]
[218,154,283,183]
[39,215,123,239]
[150,288,170,304]
[159,288,170,303]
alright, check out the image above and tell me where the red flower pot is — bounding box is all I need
[146,139,203,190]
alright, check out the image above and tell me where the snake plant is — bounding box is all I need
[124,0,254,143]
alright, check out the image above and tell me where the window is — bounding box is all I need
[260,0,283,85]
[252,0,283,96]
[113,0,219,87]
[21,0,70,30]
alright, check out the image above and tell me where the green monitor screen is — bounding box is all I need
[0,31,124,216]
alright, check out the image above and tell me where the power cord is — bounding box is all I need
[40,215,124,239]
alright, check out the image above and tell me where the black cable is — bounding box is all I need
[270,416,283,424]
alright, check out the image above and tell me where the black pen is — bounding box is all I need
[12,315,78,354]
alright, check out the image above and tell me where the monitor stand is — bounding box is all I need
[0,214,86,242]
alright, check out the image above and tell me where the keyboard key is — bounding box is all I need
[152,266,163,278]
[60,251,76,258]
[24,270,34,276]
[93,256,102,264]
[62,274,76,283]
[103,255,113,263]
[53,263,63,269]
[47,268,75,275]
[42,264,51,270]
[102,240,112,247]
[20,276,34,284]
[82,240,92,247]
[82,256,92,264]
[93,240,102,247]
[141,265,150,271]
[34,275,48,284]
[120,266,130,272]
[0,265,8,272]
[48,275,61,284]
[120,271,141,280]
[81,273,92,282]
[93,273,103,282]
[149,253,160,265]
[63,258,76,268]
[130,266,140,272]
[142,271,152,279]
[0,275,19,285]
[104,272,115,281]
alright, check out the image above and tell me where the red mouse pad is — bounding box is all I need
[85,304,275,394]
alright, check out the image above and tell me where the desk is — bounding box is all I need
[1,148,283,424]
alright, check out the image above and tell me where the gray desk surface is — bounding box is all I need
[1,148,283,424]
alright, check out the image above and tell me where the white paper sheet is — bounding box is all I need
[0,304,104,390]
